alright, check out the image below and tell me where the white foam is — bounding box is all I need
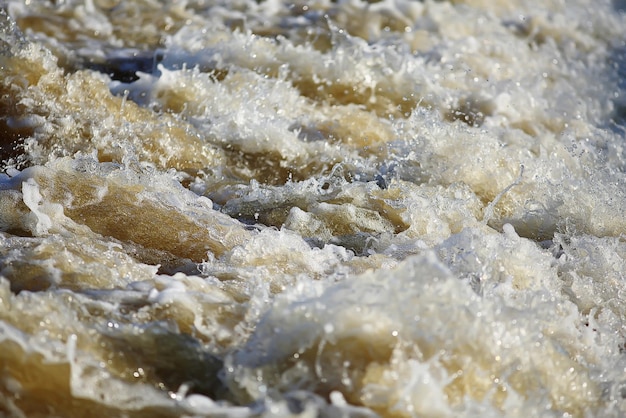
[3,0,626,416]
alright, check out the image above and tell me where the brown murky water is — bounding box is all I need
[1,1,626,416]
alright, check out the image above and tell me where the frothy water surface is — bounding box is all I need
[1,1,626,416]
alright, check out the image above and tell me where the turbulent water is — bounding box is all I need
[1,0,626,416]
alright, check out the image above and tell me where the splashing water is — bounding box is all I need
[1,1,626,417]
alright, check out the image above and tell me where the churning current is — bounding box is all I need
[1,0,626,417]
